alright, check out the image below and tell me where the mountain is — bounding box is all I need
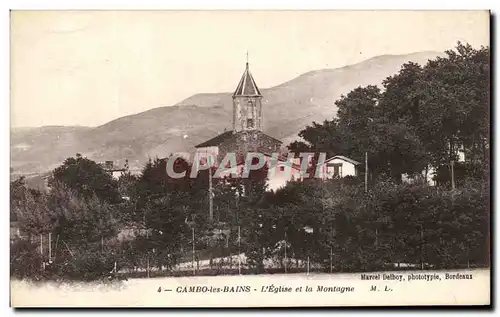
[11,51,444,174]
[11,126,93,173]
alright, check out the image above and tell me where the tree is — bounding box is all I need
[116,172,139,224]
[288,119,343,158]
[415,42,490,168]
[288,42,490,184]
[117,171,138,200]
[375,62,429,180]
[47,181,118,245]
[11,180,57,235]
[10,179,120,281]
[336,85,381,162]
[143,195,189,270]
[133,157,192,270]
[49,154,121,204]
[240,205,275,273]
[234,158,275,272]
[11,177,29,222]
[212,176,239,223]
[11,239,44,279]
[369,120,428,182]
[378,62,423,126]
[240,157,270,203]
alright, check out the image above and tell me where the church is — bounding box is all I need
[195,61,282,159]
[194,61,303,191]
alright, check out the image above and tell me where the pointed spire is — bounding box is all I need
[233,58,261,97]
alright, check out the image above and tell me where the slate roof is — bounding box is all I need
[194,130,235,148]
[233,63,262,97]
[194,130,282,148]
[325,155,361,165]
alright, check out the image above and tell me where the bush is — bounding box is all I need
[50,244,117,282]
[364,180,489,269]
[308,178,490,272]
[10,239,43,280]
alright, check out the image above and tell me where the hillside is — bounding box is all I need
[11,126,92,173]
[11,51,444,174]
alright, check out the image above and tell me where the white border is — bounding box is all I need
[2,1,497,316]
[3,0,499,10]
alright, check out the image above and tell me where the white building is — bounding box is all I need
[319,155,361,180]
[194,152,304,192]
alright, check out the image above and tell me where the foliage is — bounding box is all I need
[47,182,118,244]
[10,239,43,280]
[130,157,193,268]
[11,156,121,282]
[49,153,121,204]
[10,42,490,280]
[288,42,490,183]
[11,182,57,235]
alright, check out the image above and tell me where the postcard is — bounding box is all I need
[10,10,491,307]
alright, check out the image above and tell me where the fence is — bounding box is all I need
[10,219,489,281]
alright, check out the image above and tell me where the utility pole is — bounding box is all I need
[365,152,368,193]
[307,256,310,275]
[147,257,150,278]
[330,247,333,274]
[284,232,287,273]
[48,233,52,262]
[40,234,44,271]
[365,117,373,193]
[226,230,230,272]
[451,160,456,190]
[238,225,241,275]
[192,227,196,276]
[420,224,424,270]
[208,165,214,222]
[40,233,43,266]
[330,225,334,274]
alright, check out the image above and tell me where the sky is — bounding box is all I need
[10,10,489,128]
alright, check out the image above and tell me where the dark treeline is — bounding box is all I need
[10,42,490,281]
[289,42,489,185]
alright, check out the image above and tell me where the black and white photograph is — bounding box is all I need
[9,10,491,307]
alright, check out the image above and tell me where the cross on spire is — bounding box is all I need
[233,54,261,97]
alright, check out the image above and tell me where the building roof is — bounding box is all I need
[195,130,282,148]
[195,130,235,148]
[325,155,361,165]
[233,63,262,97]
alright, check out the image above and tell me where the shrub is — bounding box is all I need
[51,244,116,282]
[10,239,43,280]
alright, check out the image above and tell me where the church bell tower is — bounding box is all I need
[232,61,263,132]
